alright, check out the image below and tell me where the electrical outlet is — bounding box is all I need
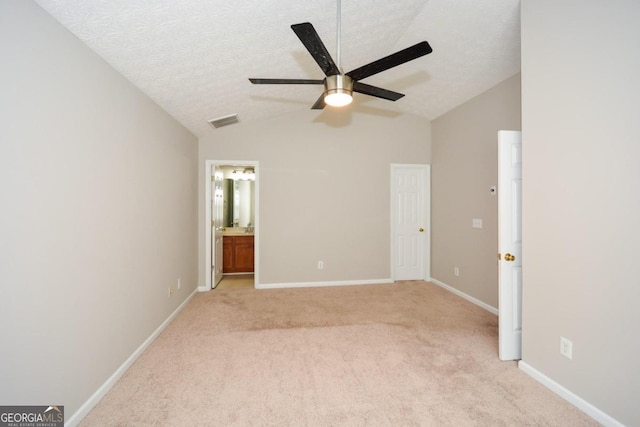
[454,266,460,276]
[560,337,573,359]
[317,261,324,270]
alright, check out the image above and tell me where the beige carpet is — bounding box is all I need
[80,281,598,426]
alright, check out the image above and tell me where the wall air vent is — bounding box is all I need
[208,114,239,129]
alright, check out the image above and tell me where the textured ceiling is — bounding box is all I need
[34,0,521,138]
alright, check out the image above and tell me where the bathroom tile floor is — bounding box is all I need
[216,274,254,290]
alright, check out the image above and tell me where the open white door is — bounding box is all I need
[205,160,259,291]
[391,164,430,281]
[498,130,523,360]
[212,166,224,288]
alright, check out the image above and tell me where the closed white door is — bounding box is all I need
[392,164,430,281]
[498,130,523,360]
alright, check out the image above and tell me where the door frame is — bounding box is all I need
[204,159,259,290]
[390,163,431,282]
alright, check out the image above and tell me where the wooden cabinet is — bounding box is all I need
[223,235,254,273]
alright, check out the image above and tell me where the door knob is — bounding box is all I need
[419,227,424,232]
[504,253,516,261]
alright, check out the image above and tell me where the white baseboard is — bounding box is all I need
[429,278,498,315]
[65,288,198,427]
[518,361,624,427]
[256,278,393,290]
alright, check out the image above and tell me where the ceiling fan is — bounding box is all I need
[249,7,432,109]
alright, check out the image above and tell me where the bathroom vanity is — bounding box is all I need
[223,233,254,273]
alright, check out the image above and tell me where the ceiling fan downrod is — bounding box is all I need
[324,0,354,107]
[336,0,342,72]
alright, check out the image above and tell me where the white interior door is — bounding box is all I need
[498,130,523,360]
[392,164,430,281]
[212,167,224,288]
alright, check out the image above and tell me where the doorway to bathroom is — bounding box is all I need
[205,160,259,290]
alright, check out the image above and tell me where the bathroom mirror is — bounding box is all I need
[223,178,255,228]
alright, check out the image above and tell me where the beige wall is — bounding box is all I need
[0,1,197,418]
[521,1,640,425]
[431,74,521,308]
[199,110,430,286]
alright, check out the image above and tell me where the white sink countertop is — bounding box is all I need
[222,228,254,236]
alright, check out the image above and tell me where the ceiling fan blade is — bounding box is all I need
[353,81,405,101]
[249,78,324,85]
[291,22,341,77]
[347,41,432,81]
[311,94,326,110]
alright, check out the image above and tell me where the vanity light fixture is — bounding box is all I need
[243,168,255,181]
[231,168,255,181]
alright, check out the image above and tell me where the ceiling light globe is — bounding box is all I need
[324,91,353,107]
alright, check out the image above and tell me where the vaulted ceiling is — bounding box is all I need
[35,0,521,138]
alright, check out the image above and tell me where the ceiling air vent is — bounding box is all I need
[208,114,239,129]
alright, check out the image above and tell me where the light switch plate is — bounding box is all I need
[472,218,483,229]
[560,337,573,359]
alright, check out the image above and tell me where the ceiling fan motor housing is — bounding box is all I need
[324,74,353,106]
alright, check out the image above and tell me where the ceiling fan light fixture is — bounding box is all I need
[249,22,432,109]
[324,74,353,107]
